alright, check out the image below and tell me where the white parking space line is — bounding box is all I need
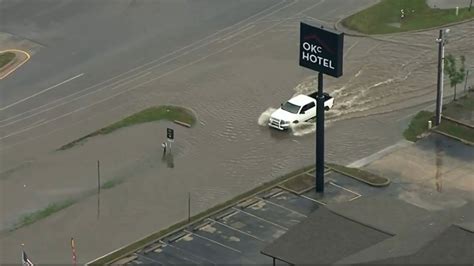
[329,181,362,198]
[135,253,162,264]
[300,194,327,206]
[0,73,84,111]
[256,197,307,217]
[206,218,265,242]
[183,230,242,254]
[158,240,216,265]
[349,194,363,201]
[231,207,288,230]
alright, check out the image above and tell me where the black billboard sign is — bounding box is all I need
[167,128,174,142]
[299,22,344,77]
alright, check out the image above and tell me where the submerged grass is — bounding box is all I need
[13,199,76,230]
[0,51,15,68]
[437,119,474,143]
[59,105,196,150]
[403,111,434,142]
[327,163,390,186]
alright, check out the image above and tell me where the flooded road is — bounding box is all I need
[1,0,473,263]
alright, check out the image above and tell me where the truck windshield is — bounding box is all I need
[281,102,300,114]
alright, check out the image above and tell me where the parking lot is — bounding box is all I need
[120,169,364,264]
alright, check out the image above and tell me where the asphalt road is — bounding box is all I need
[1,0,473,263]
[0,0,278,117]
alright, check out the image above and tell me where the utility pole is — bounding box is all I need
[435,29,449,126]
[470,0,472,12]
[187,192,191,223]
[464,69,470,94]
[97,160,101,219]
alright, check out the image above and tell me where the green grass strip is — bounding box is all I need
[342,0,474,34]
[437,119,474,143]
[443,94,474,117]
[101,177,125,190]
[403,111,433,142]
[59,105,196,150]
[13,199,76,230]
[0,51,16,68]
[326,163,390,187]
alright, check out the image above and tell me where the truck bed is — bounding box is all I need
[308,92,332,101]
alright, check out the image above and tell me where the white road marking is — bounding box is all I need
[0,3,301,141]
[219,25,255,41]
[2,1,331,144]
[158,240,216,265]
[206,218,265,242]
[0,101,126,152]
[329,181,362,198]
[300,194,327,206]
[0,49,31,80]
[349,194,362,201]
[0,73,84,111]
[232,207,288,230]
[183,230,242,253]
[344,40,360,58]
[256,197,307,217]
[0,72,151,129]
[134,253,162,264]
[0,70,153,124]
[0,1,295,127]
[28,118,46,127]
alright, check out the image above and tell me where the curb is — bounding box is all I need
[326,164,391,187]
[0,49,30,80]
[431,129,474,146]
[327,208,396,237]
[173,120,191,128]
[442,115,474,129]
[347,140,412,168]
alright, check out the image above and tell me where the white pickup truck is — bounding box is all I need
[268,92,334,130]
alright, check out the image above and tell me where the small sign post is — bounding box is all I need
[299,22,344,193]
[167,128,174,150]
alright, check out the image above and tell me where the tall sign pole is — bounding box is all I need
[316,72,325,192]
[299,23,344,193]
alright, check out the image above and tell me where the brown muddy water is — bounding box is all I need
[0,13,473,263]
[1,20,473,231]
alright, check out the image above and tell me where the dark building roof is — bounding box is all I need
[368,225,474,264]
[261,207,391,265]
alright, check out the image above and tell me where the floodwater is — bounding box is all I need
[1,5,473,263]
[2,19,473,230]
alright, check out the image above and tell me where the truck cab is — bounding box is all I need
[268,92,334,130]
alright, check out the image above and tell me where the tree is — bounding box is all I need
[444,54,466,101]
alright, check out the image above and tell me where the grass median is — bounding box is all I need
[403,110,433,142]
[13,199,76,231]
[59,105,196,151]
[443,94,474,120]
[0,51,16,68]
[437,119,474,143]
[342,0,474,34]
[326,163,390,187]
